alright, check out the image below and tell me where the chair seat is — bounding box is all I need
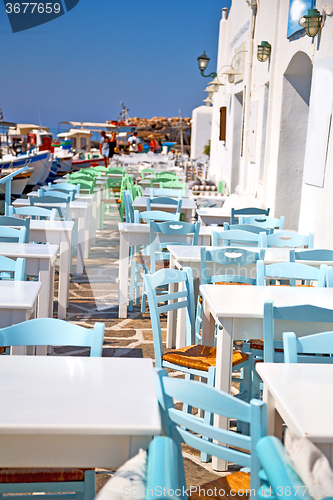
[133,254,170,270]
[163,345,248,372]
[189,470,250,500]
[0,468,93,483]
[247,339,283,353]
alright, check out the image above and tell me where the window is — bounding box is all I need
[219,107,227,141]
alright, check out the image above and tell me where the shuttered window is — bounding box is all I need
[219,107,227,141]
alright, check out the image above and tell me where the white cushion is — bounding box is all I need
[94,449,147,500]
[285,430,333,500]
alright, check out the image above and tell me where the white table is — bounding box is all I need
[196,207,233,225]
[133,196,196,223]
[0,243,58,318]
[143,188,192,198]
[257,363,333,465]
[28,220,74,319]
[0,280,41,327]
[13,198,90,274]
[200,284,333,470]
[0,357,161,468]
[118,223,212,318]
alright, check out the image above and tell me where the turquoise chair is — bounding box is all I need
[0,216,30,242]
[150,188,182,199]
[145,268,216,463]
[239,215,285,229]
[231,207,270,225]
[0,317,105,500]
[259,231,314,248]
[45,185,76,201]
[30,195,70,220]
[123,190,134,223]
[0,226,27,243]
[48,182,80,196]
[284,328,333,363]
[147,196,182,214]
[155,368,267,490]
[0,255,25,281]
[256,437,312,500]
[290,248,333,262]
[134,210,180,223]
[211,228,261,246]
[9,206,57,221]
[224,222,273,234]
[256,260,327,287]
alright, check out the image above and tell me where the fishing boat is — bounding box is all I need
[0,149,52,188]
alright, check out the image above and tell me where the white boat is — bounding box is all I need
[0,166,33,197]
[0,150,52,186]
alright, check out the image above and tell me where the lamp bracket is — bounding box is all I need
[200,70,217,78]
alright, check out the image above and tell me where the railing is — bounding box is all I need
[0,163,31,215]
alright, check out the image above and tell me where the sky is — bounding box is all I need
[0,0,231,131]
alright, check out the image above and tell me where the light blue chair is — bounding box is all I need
[47,183,79,201]
[0,226,28,243]
[9,206,57,220]
[0,216,30,242]
[41,187,76,202]
[259,231,314,248]
[147,196,182,214]
[290,248,333,262]
[134,209,180,223]
[150,188,182,198]
[284,329,333,363]
[256,260,327,287]
[211,228,261,246]
[256,436,313,500]
[155,368,267,491]
[30,195,71,220]
[0,317,105,500]
[239,215,285,229]
[0,255,25,281]
[231,207,270,225]
[224,222,273,234]
[123,190,134,223]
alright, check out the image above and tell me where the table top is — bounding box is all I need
[29,220,75,232]
[200,284,333,319]
[13,199,89,209]
[0,281,42,309]
[0,357,161,436]
[0,242,59,259]
[167,245,290,263]
[257,363,333,442]
[143,188,192,198]
[118,222,212,237]
[133,196,196,209]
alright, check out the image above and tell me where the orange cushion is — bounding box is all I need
[0,468,93,483]
[132,254,169,270]
[189,471,250,500]
[247,339,283,353]
[163,345,248,372]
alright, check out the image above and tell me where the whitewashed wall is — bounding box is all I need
[190,105,212,161]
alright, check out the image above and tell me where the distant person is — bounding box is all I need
[100,131,109,167]
[128,131,139,153]
[108,132,117,159]
[27,137,37,153]
[148,135,159,153]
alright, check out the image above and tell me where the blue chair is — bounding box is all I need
[259,231,314,248]
[150,188,182,198]
[256,260,327,287]
[284,329,333,363]
[256,437,312,500]
[211,228,261,247]
[231,207,270,225]
[224,222,273,234]
[0,226,28,243]
[40,187,76,202]
[0,255,25,281]
[290,248,333,262]
[155,368,267,491]
[46,183,79,201]
[123,190,134,223]
[9,206,57,220]
[0,318,105,500]
[129,220,199,312]
[147,196,182,214]
[30,195,70,220]
[134,209,180,223]
[0,216,30,242]
[239,215,285,229]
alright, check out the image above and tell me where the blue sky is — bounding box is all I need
[0,0,231,130]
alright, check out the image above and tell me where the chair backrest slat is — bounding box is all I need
[231,207,270,225]
[211,228,261,247]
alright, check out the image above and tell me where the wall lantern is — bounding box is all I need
[299,8,322,37]
[257,41,271,62]
[222,66,240,84]
[197,51,217,78]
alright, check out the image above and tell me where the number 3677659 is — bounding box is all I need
[5,3,61,14]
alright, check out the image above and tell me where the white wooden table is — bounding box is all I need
[133,196,196,223]
[13,198,90,273]
[257,363,333,465]
[200,284,333,471]
[28,220,74,319]
[0,357,161,468]
[143,188,192,198]
[118,223,212,318]
[0,280,41,328]
[0,243,58,318]
[196,207,233,225]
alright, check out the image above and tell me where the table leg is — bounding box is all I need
[118,232,129,318]
[49,260,56,317]
[211,317,233,471]
[263,385,283,441]
[37,259,51,319]
[83,205,91,259]
[167,254,177,348]
[58,240,71,319]
[76,212,85,275]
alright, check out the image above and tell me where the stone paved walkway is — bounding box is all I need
[56,218,230,491]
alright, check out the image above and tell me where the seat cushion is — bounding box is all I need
[132,254,170,270]
[247,339,283,353]
[189,471,250,500]
[163,345,248,372]
[0,468,93,483]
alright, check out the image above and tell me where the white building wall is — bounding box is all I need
[204,0,333,244]
[190,105,212,162]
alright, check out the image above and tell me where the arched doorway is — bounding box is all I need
[274,52,312,230]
